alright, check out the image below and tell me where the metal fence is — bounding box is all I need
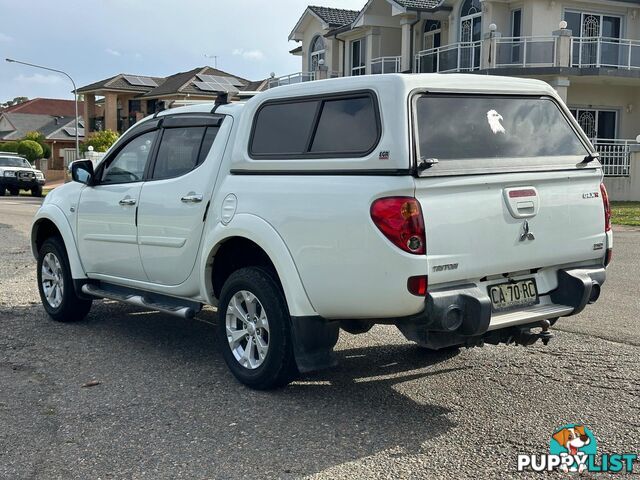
[593,138,633,176]
[495,36,557,68]
[415,41,482,73]
[572,37,640,69]
[371,56,401,74]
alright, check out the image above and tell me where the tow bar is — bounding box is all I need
[512,319,554,346]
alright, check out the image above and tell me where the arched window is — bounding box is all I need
[309,35,326,71]
[423,20,442,51]
[459,0,482,70]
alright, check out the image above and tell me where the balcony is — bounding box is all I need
[89,116,104,132]
[572,37,640,70]
[415,41,482,73]
[594,138,635,177]
[371,56,401,74]
[268,71,340,89]
[495,37,557,68]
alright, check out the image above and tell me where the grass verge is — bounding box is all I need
[611,201,640,227]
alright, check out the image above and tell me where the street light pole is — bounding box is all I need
[5,58,80,159]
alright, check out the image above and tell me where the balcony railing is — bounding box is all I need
[415,41,482,73]
[267,71,341,89]
[371,56,401,74]
[495,36,557,68]
[572,37,640,70]
[593,138,634,177]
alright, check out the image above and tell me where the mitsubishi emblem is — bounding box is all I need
[520,220,535,242]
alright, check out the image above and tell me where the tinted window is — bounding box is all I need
[152,126,215,180]
[251,101,319,155]
[102,130,157,184]
[310,97,378,153]
[415,95,588,161]
[250,93,380,157]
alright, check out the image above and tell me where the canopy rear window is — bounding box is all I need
[414,94,590,176]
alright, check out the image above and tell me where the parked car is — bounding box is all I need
[0,152,46,197]
[31,74,612,389]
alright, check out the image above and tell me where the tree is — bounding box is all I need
[17,140,44,162]
[81,130,119,153]
[1,96,29,108]
[0,141,20,153]
[22,131,50,159]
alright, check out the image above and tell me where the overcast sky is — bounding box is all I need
[0,0,363,102]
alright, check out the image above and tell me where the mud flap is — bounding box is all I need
[290,316,340,373]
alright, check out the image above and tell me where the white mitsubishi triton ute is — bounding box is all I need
[31,74,612,389]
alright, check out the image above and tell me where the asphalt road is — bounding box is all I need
[1,196,639,479]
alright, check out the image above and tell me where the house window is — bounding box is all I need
[423,20,442,51]
[351,39,366,76]
[512,9,522,38]
[310,35,326,71]
[459,0,482,70]
[565,11,622,67]
[569,108,617,140]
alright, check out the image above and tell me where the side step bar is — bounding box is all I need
[81,284,199,319]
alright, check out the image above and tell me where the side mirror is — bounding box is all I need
[70,159,94,185]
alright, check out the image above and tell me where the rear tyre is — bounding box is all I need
[217,267,297,389]
[8,187,19,196]
[0,187,5,196]
[31,186,43,197]
[37,236,92,322]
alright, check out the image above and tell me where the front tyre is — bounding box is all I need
[217,267,297,389]
[32,186,43,197]
[8,187,19,196]
[37,237,92,322]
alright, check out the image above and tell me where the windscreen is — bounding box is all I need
[415,95,589,162]
[0,157,31,168]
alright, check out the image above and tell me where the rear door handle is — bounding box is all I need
[119,197,137,206]
[181,193,203,203]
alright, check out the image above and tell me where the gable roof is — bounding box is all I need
[3,98,84,117]
[308,6,359,27]
[0,112,84,141]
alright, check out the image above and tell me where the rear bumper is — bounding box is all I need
[397,266,605,348]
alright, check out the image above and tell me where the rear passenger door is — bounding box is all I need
[137,114,230,285]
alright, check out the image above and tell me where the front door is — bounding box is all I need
[136,116,229,286]
[570,108,617,140]
[77,129,159,280]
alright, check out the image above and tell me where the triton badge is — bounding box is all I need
[520,220,535,242]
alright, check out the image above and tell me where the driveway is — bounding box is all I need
[0,197,638,479]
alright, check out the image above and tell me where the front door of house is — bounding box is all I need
[570,108,617,140]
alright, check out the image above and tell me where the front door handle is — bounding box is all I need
[181,193,203,203]
[119,197,137,206]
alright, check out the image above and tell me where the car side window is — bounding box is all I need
[151,126,218,180]
[101,131,158,184]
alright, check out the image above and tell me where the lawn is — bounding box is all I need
[611,202,640,227]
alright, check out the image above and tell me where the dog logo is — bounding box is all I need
[520,220,535,242]
[487,109,506,134]
[518,424,637,473]
[550,424,597,474]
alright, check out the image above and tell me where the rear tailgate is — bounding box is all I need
[412,92,607,290]
[416,169,606,287]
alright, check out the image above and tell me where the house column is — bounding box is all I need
[553,25,572,68]
[549,77,570,103]
[482,28,501,70]
[84,94,96,134]
[104,93,118,132]
[400,15,418,72]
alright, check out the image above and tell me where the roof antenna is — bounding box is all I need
[211,92,229,113]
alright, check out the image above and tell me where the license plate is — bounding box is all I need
[488,278,539,312]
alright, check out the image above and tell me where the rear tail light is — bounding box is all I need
[600,182,613,267]
[370,197,426,255]
[600,182,611,232]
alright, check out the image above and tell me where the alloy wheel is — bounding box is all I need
[225,290,270,369]
[41,252,64,308]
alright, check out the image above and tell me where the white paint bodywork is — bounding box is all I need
[31,74,609,325]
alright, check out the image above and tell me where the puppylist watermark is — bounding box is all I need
[517,424,638,474]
